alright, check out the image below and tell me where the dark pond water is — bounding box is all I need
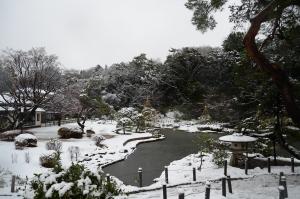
[103,128,300,187]
[103,129,223,186]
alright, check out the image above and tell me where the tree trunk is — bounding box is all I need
[272,137,277,165]
[243,0,300,159]
[199,151,203,171]
[76,108,85,132]
[77,117,85,132]
[243,0,300,127]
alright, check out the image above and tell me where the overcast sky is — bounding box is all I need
[0,0,234,70]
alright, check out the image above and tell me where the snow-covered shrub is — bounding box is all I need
[198,105,212,123]
[197,124,223,132]
[30,163,121,198]
[195,133,229,168]
[58,127,83,139]
[253,137,273,157]
[68,146,80,162]
[25,152,30,163]
[1,130,33,141]
[39,151,59,168]
[212,149,229,167]
[46,139,62,152]
[142,107,158,127]
[11,153,18,163]
[93,135,106,147]
[115,107,146,133]
[86,129,95,137]
[14,133,37,149]
[166,110,183,120]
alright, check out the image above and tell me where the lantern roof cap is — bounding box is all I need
[219,133,257,143]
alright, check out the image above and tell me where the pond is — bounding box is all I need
[103,129,223,186]
[103,128,300,187]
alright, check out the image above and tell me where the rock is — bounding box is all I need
[86,129,95,137]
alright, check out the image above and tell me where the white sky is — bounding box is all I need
[0,0,234,70]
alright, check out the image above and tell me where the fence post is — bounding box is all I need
[222,177,226,197]
[11,175,16,193]
[291,157,295,173]
[165,166,169,184]
[279,172,284,184]
[227,175,232,194]
[106,173,110,184]
[245,158,248,175]
[280,176,288,198]
[278,186,285,199]
[178,192,184,199]
[268,157,271,173]
[205,181,211,199]
[224,160,227,176]
[193,167,196,181]
[163,183,167,199]
[138,167,143,187]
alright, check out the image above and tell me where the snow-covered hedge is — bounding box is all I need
[14,133,37,149]
[58,127,83,139]
[0,130,33,141]
[28,164,121,198]
[197,124,223,132]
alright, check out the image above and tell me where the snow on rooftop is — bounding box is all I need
[36,108,46,112]
[0,106,45,112]
[0,94,13,103]
[219,133,257,143]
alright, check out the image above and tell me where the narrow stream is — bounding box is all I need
[103,129,222,186]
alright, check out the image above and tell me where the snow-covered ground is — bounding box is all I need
[0,118,299,199]
[114,153,300,194]
[125,174,300,199]
[0,120,163,197]
[113,152,300,198]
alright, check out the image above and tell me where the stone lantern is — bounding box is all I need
[219,133,257,167]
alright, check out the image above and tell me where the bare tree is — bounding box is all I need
[0,48,62,130]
